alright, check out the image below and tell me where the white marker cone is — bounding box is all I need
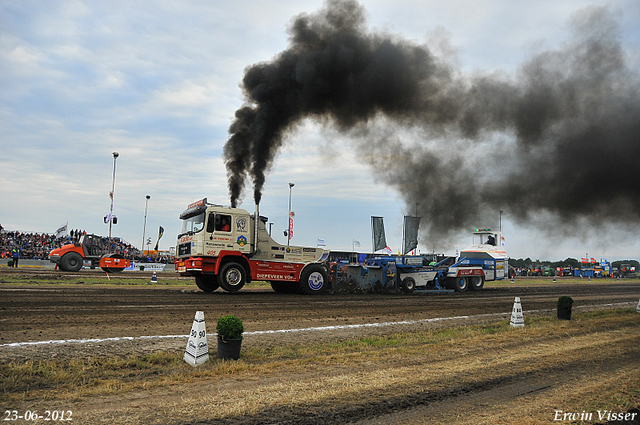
[184,311,209,366]
[636,297,640,313]
[150,272,157,283]
[510,297,525,328]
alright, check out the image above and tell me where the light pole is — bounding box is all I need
[415,202,420,217]
[287,182,294,246]
[108,152,119,250]
[142,195,150,254]
[499,210,504,234]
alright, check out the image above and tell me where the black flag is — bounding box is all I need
[154,226,164,251]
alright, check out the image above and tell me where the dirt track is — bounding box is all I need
[1,270,640,424]
[1,271,639,357]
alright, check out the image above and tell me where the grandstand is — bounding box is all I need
[0,228,145,261]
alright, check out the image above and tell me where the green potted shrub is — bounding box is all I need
[216,315,244,360]
[557,296,573,320]
[7,260,13,267]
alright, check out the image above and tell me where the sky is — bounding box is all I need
[1,0,639,262]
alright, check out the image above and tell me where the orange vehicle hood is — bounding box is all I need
[49,243,83,257]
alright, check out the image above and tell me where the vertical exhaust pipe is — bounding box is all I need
[254,203,260,254]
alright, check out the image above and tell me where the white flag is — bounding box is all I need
[55,222,68,239]
[317,238,326,247]
[353,240,361,247]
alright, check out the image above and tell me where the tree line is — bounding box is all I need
[508,258,639,269]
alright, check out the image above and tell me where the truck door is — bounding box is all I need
[203,212,234,255]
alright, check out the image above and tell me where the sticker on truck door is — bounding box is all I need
[236,217,248,233]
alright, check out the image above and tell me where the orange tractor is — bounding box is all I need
[49,233,130,272]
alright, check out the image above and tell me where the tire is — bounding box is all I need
[451,276,468,292]
[61,252,83,272]
[217,262,246,292]
[298,264,329,295]
[195,274,219,292]
[101,253,126,273]
[469,275,484,291]
[402,277,416,294]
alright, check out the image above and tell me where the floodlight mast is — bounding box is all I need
[108,152,119,250]
[142,195,151,253]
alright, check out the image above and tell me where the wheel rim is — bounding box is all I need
[404,278,415,291]
[308,271,324,291]
[225,268,242,286]
[457,278,467,289]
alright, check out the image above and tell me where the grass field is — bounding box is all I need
[2,309,639,424]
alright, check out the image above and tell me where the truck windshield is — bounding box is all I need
[180,212,205,236]
[473,233,497,245]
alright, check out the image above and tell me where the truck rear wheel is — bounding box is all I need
[299,264,329,295]
[218,262,246,292]
[195,274,219,292]
[451,276,468,292]
[469,275,484,291]
[61,252,83,272]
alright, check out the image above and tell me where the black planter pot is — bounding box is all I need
[217,335,243,360]
[557,307,572,320]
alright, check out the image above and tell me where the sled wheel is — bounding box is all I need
[452,276,468,292]
[469,275,484,291]
[402,277,416,293]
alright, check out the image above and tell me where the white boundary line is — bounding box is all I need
[0,301,634,349]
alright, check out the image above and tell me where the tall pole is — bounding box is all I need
[142,195,150,254]
[109,152,119,251]
[499,210,504,234]
[287,182,294,247]
[415,202,421,254]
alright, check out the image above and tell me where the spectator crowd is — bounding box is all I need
[1,225,174,264]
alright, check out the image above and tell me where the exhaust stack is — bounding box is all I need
[254,203,260,254]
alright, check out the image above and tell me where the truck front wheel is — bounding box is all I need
[451,276,468,292]
[299,264,329,295]
[218,262,246,292]
[196,274,219,292]
[61,252,83,272]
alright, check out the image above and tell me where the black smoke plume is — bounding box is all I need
[224,0,640,243]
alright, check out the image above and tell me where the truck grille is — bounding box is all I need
[178,243,191,256]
